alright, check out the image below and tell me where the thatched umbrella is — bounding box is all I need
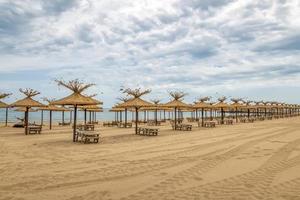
[162,91,190,130]
[80,104,103,124]
[51,79,100,142]
[230,98,246,123]
[109,106,124,122]
[213,97,230,124]
[80,94,103,125]
[117,88,152,134]
[14,107,37,112]
[10,89,44,134]
[151,99,161,125]
[116,97,132,127]
[0,93,11,126]
[193,97,211,127]
[243,100,255,119]
[39,98,70,129]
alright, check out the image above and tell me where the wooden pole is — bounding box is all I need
[89,111,92,124]
[41,110,44,126]
[84,109,87,125]
[73,105,77,142]
[221,107,224,124]
[235,107,238,123]
[174,107,177,130]
[125,108,127,127]
[62,111,65,124]
[135,107,138,134]
[25,107,29,135]
[5,107,8,126]
[201,108,204,127]
[49,110,52,130]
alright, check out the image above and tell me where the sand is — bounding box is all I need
[0,117,300,200]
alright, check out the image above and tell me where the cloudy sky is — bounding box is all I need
[0,0,299,106]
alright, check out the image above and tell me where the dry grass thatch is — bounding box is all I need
[169,91,186,101]
[20,88,40,98]
[55,79,95,94]
[218,96,227,102]
[0,93,11,100]
[151,99,160,105]
[123,88,151,98]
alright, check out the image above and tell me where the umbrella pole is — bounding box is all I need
[236,107,238,123]
[41,110,44,126]
[174,107,177,130]
[70,110,72,124]
[5,107,8,127]
[89,111,92,124]
[125,108,128,127]
[73,105,77,142]
[25,107,29,135]
[201,108,204,127]
[84,109,87,125]
[155,109,158,125]
[62,111,65,125]
[50,110,52,130]
[221,107,224,124]
[135,107,138,134]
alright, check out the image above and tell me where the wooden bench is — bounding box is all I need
[76,130,100,143]
[240,118,247,123]
[103,121,118,127]
[204,121,216,128]
[117,122,133,128]
[147,121,161,126]
[59,122,71,126]
[224,119,233,125]
[181,124,192,131]
[137,127,159,136]
[28,125,42,134]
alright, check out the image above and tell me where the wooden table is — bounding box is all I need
[76,130,100,143]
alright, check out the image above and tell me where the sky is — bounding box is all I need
[0,0,300,107]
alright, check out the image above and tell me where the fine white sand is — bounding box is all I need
[1,117,300,200]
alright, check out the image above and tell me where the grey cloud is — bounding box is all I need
[255,34,300,52]
[41,0,78,15]
[0,2,37,36]
[179,0,234,10]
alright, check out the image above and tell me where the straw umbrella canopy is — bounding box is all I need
[193,97,211,127]
[230,98,246,123]
[150,99,161,125]
[117,88,153,134]
[10,89,44,135]
[79,94,103,125]
[15,107,37,112]
[213,97,230,124]
[162,91,190,130]
[116,97,132,126]
[80,104,103,124]
[0,93,11,126]
[39,98,70,129]
[51,79,100,142]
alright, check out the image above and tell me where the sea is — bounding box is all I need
[0,108,192,124]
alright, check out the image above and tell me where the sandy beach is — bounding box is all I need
[0,118,300,200]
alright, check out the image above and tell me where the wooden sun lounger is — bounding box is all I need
[224,119,233,125]
[59,122,71,126]
[28,125,42,134]
[137,127,159,136]
[76,130,100,143]
[204,121,216,128]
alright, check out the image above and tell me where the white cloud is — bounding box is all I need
[0,0,300,106]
